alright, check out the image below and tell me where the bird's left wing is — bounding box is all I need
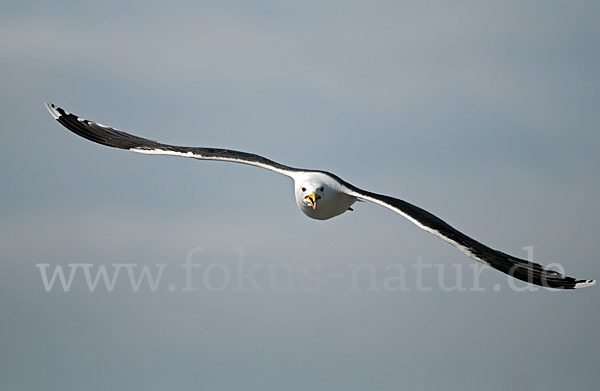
[339,183,595,289]
[45,103,300,178]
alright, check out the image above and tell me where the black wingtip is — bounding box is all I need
[44,102,62,120]
[574,279,596,289]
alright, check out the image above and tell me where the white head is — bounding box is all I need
[293,172,357,220]
[296,182,326,210]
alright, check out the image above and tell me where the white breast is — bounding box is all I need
[293,172,357,220]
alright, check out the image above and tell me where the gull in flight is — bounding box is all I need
[45,103,595,289]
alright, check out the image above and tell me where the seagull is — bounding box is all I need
[44,103,595,289]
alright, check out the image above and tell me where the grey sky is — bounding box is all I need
[1,1,599,390]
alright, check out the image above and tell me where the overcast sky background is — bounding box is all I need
[1,1,599,390]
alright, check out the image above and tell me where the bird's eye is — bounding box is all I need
[301,187,306,192]
[319,187,324,192]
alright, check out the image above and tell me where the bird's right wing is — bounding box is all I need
[45,103,301,178]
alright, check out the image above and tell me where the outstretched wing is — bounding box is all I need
[45,103,301,178]
[341,184,595,289]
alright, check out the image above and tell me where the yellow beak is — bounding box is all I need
[305,191,318,209]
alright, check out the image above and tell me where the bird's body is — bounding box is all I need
[44,103,596,289]
[294,172,357,220]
